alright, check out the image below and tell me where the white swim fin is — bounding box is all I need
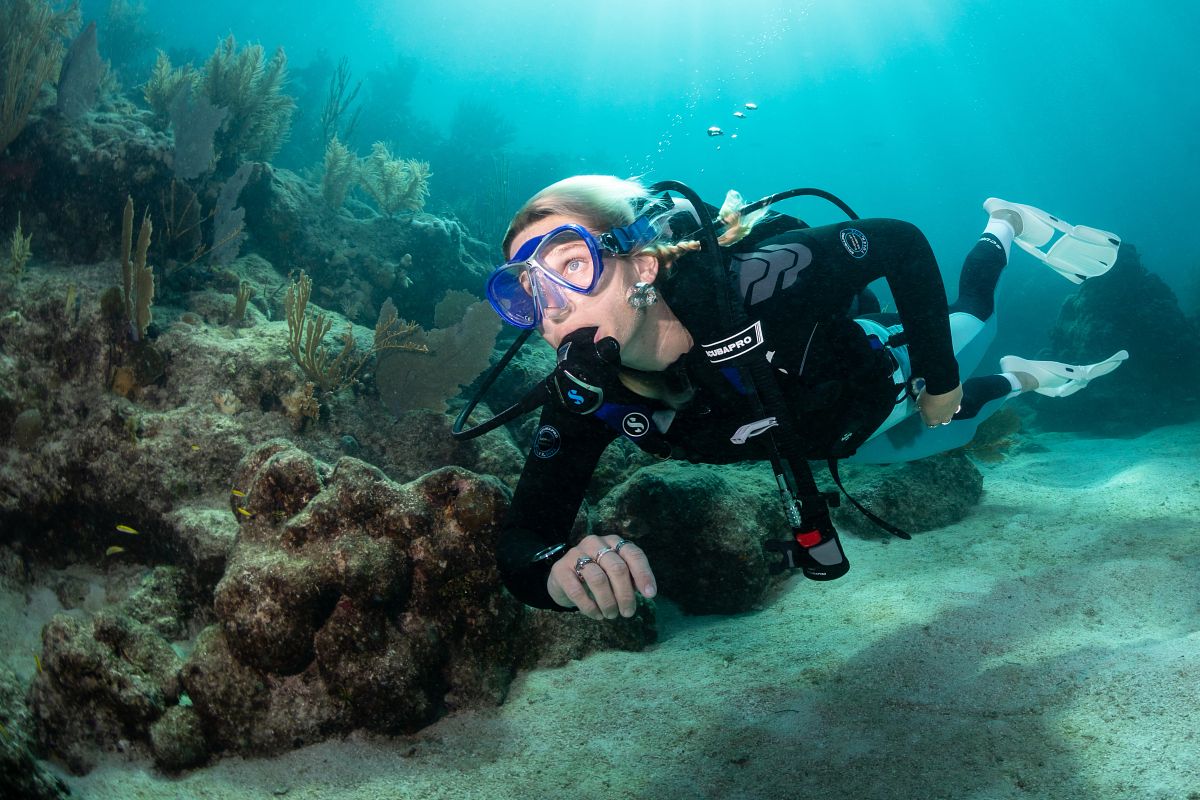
[984,197,1121,284]
[999,350,1130,398]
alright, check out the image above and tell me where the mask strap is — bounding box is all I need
[600,215,657,254]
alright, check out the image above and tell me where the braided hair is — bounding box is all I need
[502,176,763,277]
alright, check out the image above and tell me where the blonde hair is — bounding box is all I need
[502,175,645,256]
[501,175,757,271]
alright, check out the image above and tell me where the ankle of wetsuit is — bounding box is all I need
[955,373,1017,419]
[948,234,1010,321]
[983,217,1016,259]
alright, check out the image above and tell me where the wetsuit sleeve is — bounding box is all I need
[860,220,959,394]
[749,219,959,394]
[496,405,617,611]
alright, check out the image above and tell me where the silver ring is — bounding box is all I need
[574,556,595,582]
[940,421,951,426]
[614,539,632,553]
[594,546,615,563]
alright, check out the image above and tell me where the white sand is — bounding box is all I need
[47,420,1200,799]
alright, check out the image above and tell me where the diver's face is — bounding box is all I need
[506,214,656,351]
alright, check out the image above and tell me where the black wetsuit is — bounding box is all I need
[497,218,965,610]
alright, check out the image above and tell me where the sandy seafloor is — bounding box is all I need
[14,419,1200,800]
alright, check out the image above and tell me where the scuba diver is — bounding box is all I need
[459,176,1127,620]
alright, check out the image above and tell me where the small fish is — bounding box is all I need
[105,545,126,556]
[115,524,139,535]
[190,444,200,451]
[707,126,723,137]
[231,489,246,497]
[733,111,746,118]
[236,507,252,518]
[744,102,758,110]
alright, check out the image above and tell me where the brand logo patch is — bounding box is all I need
[532,425,561,459]
[702,320,765,364]
[840,228,869,259]
[734,243,814,305]
[621,412,650,438]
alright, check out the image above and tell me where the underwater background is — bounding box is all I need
[101,0,1200,354]
[1,1,1198,798]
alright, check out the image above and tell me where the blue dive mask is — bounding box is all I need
[486,216,657,329]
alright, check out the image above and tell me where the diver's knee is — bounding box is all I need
[860,218,930,251]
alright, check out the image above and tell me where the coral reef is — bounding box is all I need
[283,271,428,395]
[321,135,356,209]
[143,50,197,124]
[0,0,81,152]
[236,162,491,327]
[1,663,70,799]
[167,83,228,180]
[318,56,362,147]
[592,453,983,615]
[358,141,431,216]
[0,11,993,785]
[99,0,157,88]
[29,609,183,773]
[7,213,33,277]
[208,162,252,265]
[55,20,104,121]
[375,293,501,415]
[17,442,655,772]
[144,35,296,174]
[828,453,983,536]
[1033,245,1200,434]
[200,35,296,165]
[119,195,156,339]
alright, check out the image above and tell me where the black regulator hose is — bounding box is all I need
[739,187,860,221]
[451,329,538,440]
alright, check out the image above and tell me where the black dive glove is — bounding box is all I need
[547,327,623,415]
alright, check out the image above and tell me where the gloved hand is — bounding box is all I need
[547,327,623,415]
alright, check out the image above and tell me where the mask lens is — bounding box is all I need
[487,265,537,328]
[533,228,599,291]
[486,263,574,328]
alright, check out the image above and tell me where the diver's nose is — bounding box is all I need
[542,300,572,322]
[535,272,573,322]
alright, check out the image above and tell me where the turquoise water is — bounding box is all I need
[92,0,1199,358]
[7,2,1199,796]
[110,0,1198,278]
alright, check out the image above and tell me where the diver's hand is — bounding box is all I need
[547,534,657,620]
[917,382,964,427]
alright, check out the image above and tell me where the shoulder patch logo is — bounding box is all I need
[840,228,869,259]
[621,412,650,438]
[532,425,561,459]
[734,243,814,306]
